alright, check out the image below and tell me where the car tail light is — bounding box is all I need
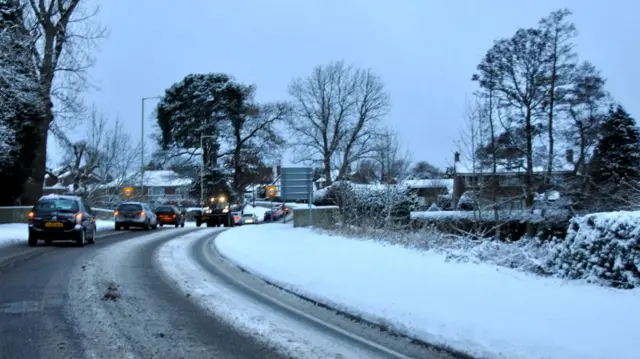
[139,211,145,217]
[114,210,119,217]
[28,211,34,224]
[75,212,83,224]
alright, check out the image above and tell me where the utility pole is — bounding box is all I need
[200,134,216,206]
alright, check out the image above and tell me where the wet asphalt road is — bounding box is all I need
[0,228,289,359]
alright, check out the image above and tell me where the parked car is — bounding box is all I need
[155,205,186,227]
[27,194,98,247]
[231,212,242,225]
[241,213,258,224]
[114,202,158,230]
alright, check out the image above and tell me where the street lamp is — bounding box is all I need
[141,96,163,201]
[200,134,216,206]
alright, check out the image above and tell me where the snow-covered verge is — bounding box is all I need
[215,224,639,359]
[155,229,392,359]
[0,220,115,247]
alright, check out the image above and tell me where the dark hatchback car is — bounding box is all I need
[28,195,97,247]
[155,205,185,227]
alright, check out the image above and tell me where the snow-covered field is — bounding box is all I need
[215,224,639,359]
[0,220,116,247]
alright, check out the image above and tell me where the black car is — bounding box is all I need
[28,195,97,247]
[155,205,186,227]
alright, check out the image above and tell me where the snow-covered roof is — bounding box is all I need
[100,170,192,188]
[403,179,454,193]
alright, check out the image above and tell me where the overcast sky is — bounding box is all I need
[47,0,640,171]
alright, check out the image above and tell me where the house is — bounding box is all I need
[404,179,454,209]
[451,149,576,210]
[43,166,106,195]
[95,170,193,205]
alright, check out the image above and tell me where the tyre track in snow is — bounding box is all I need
[67,227,288,359]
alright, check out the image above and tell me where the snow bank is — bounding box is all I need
[0,220,115,247]
[215,224,639,359]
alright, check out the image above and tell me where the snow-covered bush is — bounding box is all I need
[547,211,640,288]
[315,181,418,228]
[410,209,571,240]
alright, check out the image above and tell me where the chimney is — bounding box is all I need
[565,149,574,164]
[454,151,460,163]
[276,165,282,177]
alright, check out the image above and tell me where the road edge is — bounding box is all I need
[207,235,475,359]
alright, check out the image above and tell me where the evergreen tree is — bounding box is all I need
[0,0,43,205]
[590,105,640,209]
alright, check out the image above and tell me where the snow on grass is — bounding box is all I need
[155,229,391,359]
[215,224,640,359]
[0,220,116,247]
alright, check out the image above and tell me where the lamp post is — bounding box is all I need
[141,96,163,201]
[200,134,216,206]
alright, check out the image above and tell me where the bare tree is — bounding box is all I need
[21,0,106,203]
[228,99,291,196]
[53,107,140,204]
[482,28,549,237]
[373,127,411,183]
[538,9,578,179]
[288,61,389,185]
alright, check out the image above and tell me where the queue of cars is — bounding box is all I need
[25,194,291,246]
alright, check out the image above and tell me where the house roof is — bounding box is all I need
[100,170,192,188]
[404,179,454,194]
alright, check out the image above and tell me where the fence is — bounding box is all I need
[0,206,114,224]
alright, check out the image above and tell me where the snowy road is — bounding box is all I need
[0,226,455,358]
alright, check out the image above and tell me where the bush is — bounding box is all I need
[314,181,418,228]
[410,210,571,240]
[547,211,640,288]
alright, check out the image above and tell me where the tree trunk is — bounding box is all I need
[323,154,332,185]
[23,110,51,204]
[525,107,536,237]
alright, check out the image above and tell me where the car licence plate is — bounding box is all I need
[45,222,63,228]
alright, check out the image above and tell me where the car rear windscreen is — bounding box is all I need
[118,204,142,212]
[243,214,254,217]
[35,198,78,212]
[155,206,174,214]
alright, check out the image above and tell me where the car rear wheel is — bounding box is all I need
[76,230,86,247]
[88,227,96,244]
[28,235,37,247]
[143,221,150,231]
[175,222,179,228]
[180,222,185,228]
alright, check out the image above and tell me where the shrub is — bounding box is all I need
[313,181,418,228]
[547,211,640,288]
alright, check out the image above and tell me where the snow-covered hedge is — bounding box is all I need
[314,181,418,227]
[410,209,571,240]
[547,211,640,288]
